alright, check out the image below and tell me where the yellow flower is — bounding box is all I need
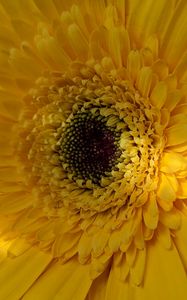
[0,0,187,299]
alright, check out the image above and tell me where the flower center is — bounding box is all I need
[16,71,165,213]
[59,110,121,185]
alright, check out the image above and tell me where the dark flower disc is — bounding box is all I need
[60,110,121,185]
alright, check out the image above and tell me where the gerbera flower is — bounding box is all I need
[0,0,187,299]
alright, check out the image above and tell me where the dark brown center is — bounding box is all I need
[60,111,121,185]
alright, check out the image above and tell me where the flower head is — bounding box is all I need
[0,0,187,299]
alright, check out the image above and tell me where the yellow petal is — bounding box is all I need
[0,0,42,23]
[164,90,182,112]
[0,192,32,214]
[159,207,181,230]
[143,193,159,230]
[9,48,42,78]
[142,224,154,241]
[23,258,92,300]
[160,151,187,173]
[33,0,58,20]
[90,252,111,279]
[68,23,89,60]
[168,113,187,127]
[0,166,22,182]
[156,222,172,249]
[127,0,174,43]
[174,213,187,272]
[0,90,23,120]
[113,252,130,282]
[150,81,167,109]
[109,217,138,252]
[135,240,187,300]
[177,179,187,199]
[92,230,110,257]
[107,26,130,67]
[172,103,187,115]
[161,0,187,68]
[70,5,90,39]
[36,33,71,69]
[108,229,123,252]
[165,123,187,146]
[11,20,35,40]
[86,268,109,300]
[52,232,80,257]
[130,248,146,286]
[126,243,136,267]
[0,181,24,193]
[105,265,133,300]
[0,246,52,300]
[157,198,173,212]
[103,4,118,29]
[7,238,31,257]
[152,59,168,80]
[140,47,153,66]
[90,27,108,60]
[169,142,187,153]
[174,51,187,83]
[164,74,178,91]
[136,66,153,97]
[157,173,176,202]
[0,25,19,50]
[127,50,141,83]
[144,35,158,60]
[78,232,93,263]
[134,224,145,250]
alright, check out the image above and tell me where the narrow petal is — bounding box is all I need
[107,26,130,67]
[164,90,182,112]
[152,59,168,80]
[78,232,93,263]
[159,207,181,230]
[9,48,42,78]
[160,151,187,173]
[136,67,153,97]
[130,248,146,286]
[173,213,187,272]
[126,243,136,267]
[174,51,187,83]
[105,266,135,300]
[161,0,187,68]
[168,113,187,127]
[0,166,22,182]
[23,258,92,300]
[166,123,187,147]
[33,0,58,20]
[127,0,174,45]
[68,23,89,60]
[143,193,159,230]
[0,246,52,300]
[52,232,81,257]
[0,192,32,214]
[86,268,109,300]
[156,222,172,249]
[150,81,167,109]
[127,50,141,83]
[177,179,187,199]
[92,230,110,257]
[135,240,187,299]
[0,90,23,120]
[157,173,176,203]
